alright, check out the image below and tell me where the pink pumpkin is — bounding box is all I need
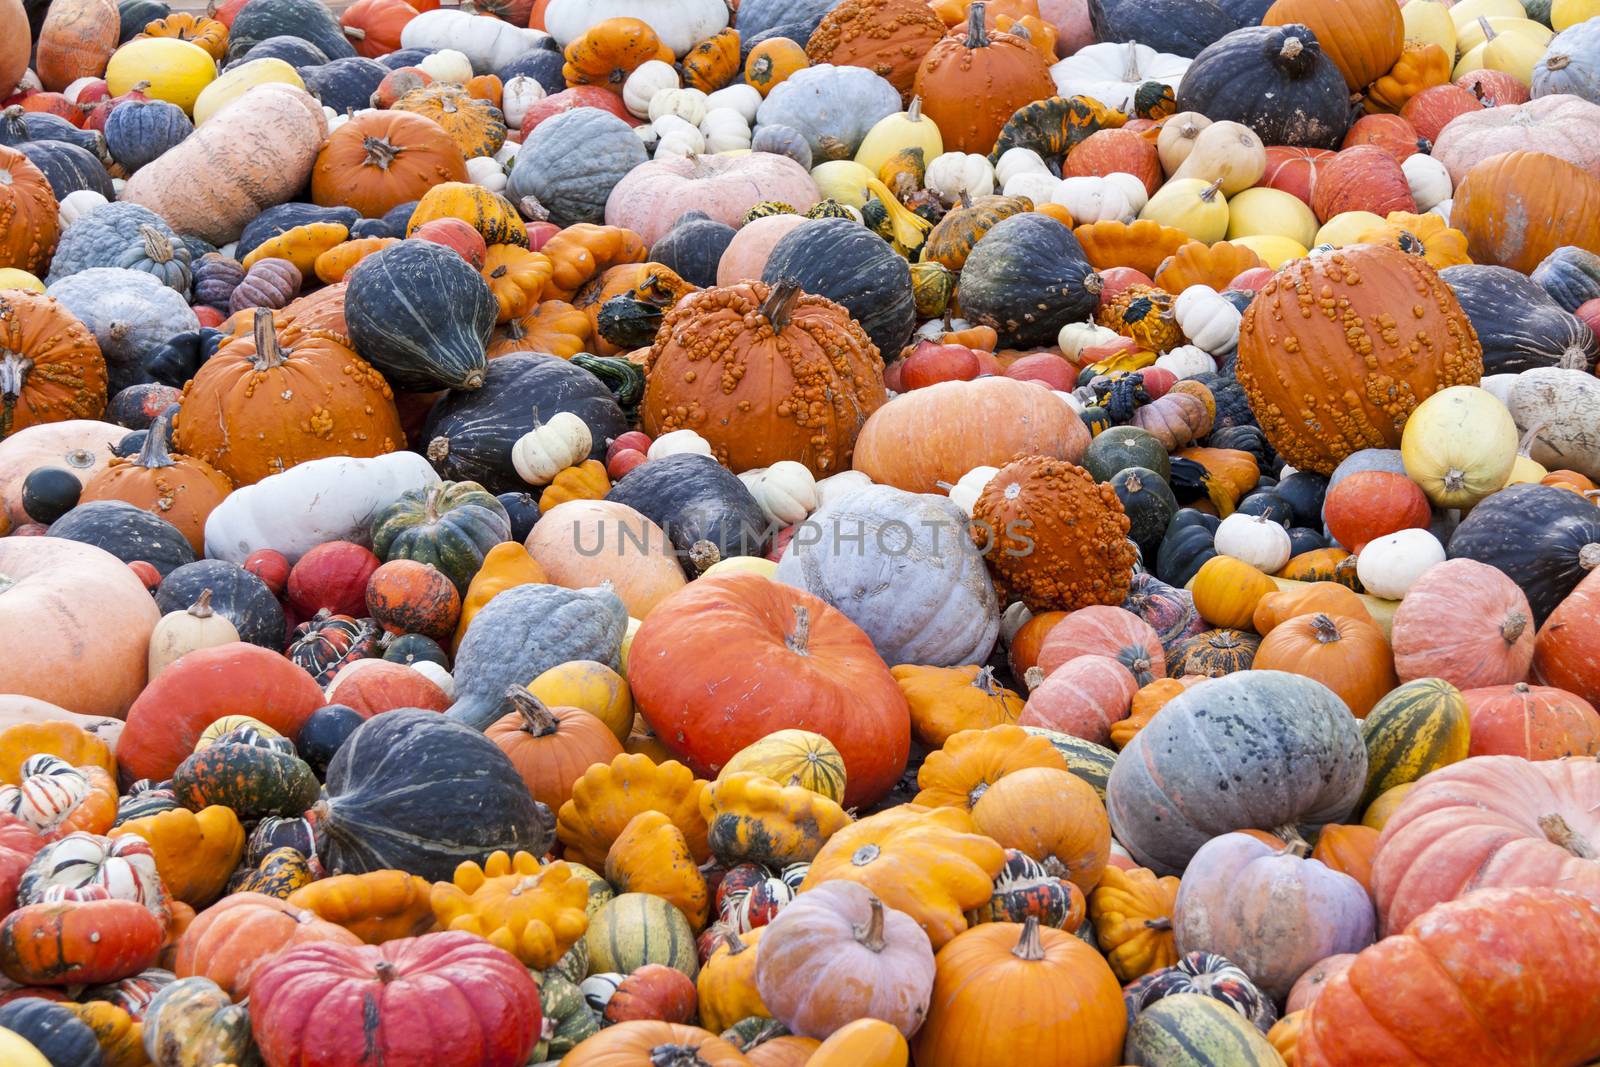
[716,214,807,287]
[324,660,450,717]
[1018,654,1138,745]
[1036,605,1166,685]
[606,153,822,245]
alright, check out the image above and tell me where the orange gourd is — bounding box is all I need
[1254,612,1398,717]
[1252,582,1372,636]
[806,0,947,100]
[78,415,232,554]
[486,688,624,812]
[173,892,362,997]
[562,18,674,88]
[0,289,105,439]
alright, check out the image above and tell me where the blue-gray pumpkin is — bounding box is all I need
[755,64,900,163]
[103,98,193,172]
[1533,20,1600,105]
[507,107,647,227]
[47,202,192,294]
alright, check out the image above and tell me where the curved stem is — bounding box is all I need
[139,224,175,265]
[1012,915,1044,961]
[503,686,558,737]
[855,895,887,953]
[135,414,177,470]
[760,279,804,332]
[1500,611,1527,646]
[1309,613,1342,644]
[188,588,214,619]
[1540,813,1596,858]
[785,604,811,655]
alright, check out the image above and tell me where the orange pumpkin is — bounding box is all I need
[1252,582,1372,636]
[0,146,60,277]
[78,415,233,553]
[1254,612,1398,717]
[540,223,648,300]
[805,0,947,100]
[311,110,469,219]
[1153,240,1264,293]
[745,38,809,96]
[912,4,1055,154]
[480,244,554,324]
[1262,0,1403,92]
[1311,824,1378,897]
[140,12,229,59]
[485,688,624,812]
[173,891,362,997]
[313,237,399,285]
[339,0,419,58]
[681,27,741,92]
[562,17,674,88]
[1451,151,1600,274]
[970,766,1110,892]
[34,0,119,92]
[0,290,105,439]
[488,299,593,359]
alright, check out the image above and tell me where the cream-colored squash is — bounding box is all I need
[1455,14,1553,53]
[192,58,305,125]
[1448,0,1525,35]
[1402,0,1457,54]
[701,556,778,580]
[1401,385,1518,509]
[1139,177,1229,242]
[1226,187,1319,249]
[147,590,241,678]
[810,159,876,208]
[1553,0,1600,30]
[1473,18,1550,84]
[1502,452,1548,486]
[0,269,44,292]
[854,96,943,176]
[1227,233,1307,268]
[1156,111,1211,176]
[105,37,217,114]
[1508,368,1600,482]
[1170,121,1265,196]
[1314,211,1386,248]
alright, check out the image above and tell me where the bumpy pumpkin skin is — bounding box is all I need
[0,147,60,277]
[805,0,947,101]
[0,290,107,440]
[1236,243,1483,475]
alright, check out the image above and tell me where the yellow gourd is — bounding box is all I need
[192,58,304,124]
[1401,385,1518,509]
[1455,14,1552,53]
[700,556,777,580]
[1472,18,1550,85]
[1402,0,1456,54]
[1139,178,1229,243]
[1226,187,1319,249]
[1553,0,1600,30]
[1226,233,1307,268]
[1448,0,1524,34]
[529,660,633,743]
[453,542,548,651]
[0,269,45,292]
[619,616,642,674]
[854,96,944,176]
[810,160,876,208]
[1314,211,1386,248]
[1503,452,1548,486]
[105,37,217,113]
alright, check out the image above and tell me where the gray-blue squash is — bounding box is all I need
[103,99,193,172]
[508,108,646,228]
[761,217,915,361]
[605,453,769,573]
[46,268,200,394]
[47,202,192,294]
[755,64,900,163]
[1533,21,1600,104]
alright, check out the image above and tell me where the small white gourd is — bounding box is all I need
[925,152,995,205]
[1057,320,1120,360]
[1103,173,1149,215]
[943,465,1000,516]
[700,107,752,153]
[410,661,455,699]
[1427,198,1453,222]
[1173,285,1241,353]
[652,114,705,154]
[148,590,241,678]
[1214,511,1292,573]
[635,124,660,150]
[493,141,519,167]
[1154,345,1217,379]
[57,189,108,230]
[623,61,679,119]
[814,470,872,508]
[1401,153,1452,212]
[418,48,472,85]
[1003,172,1062,204]
[749,461,818,525]
[501,75,547,129]
[654,130,701,158]
[648,428,714,460]
[512,409,592,486]
[649,86,710,126]
[465,155,507,193]
[994,147,1050,186]
[1000,601,1033,646]
[1357,528,1446,600]
[705,82,761,123]
[1055,175,1134,223]
[1053,389,1085,413]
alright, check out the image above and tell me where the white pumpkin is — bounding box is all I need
[418,48,473,85]
[1358,529,1446,600]
[1058,320,1120,360]
[1055,174,1135,223]
[543,0,729,57]
[1000,601,1033,646]
[1401,385,1518,508]
[1053,389,1086,413]
[945,465,999,516]
[1401,153,1452,212]
[1173,285,1241,354]
[623,60,679,119]
[748,461,819,525]
[501,75,547,129]
[814,470,873,508]
[1480,372,1520,409]
[512,410,593,486]
[400,11,548,74]
[147,589,240,678]
[994,147,1051,187]
[57,189,108,230]
[1104,172,1150,215]
[1003,172,1062,204]
[1154,345,1217,379]
[925,152,995,204]
[648,86,710,126]
[1427,198,1454,221]
[1508,368,1600,481]
[648,428,714,460]
[652,113,705,154]
[635,124,660,150]
[917,316,975,341]
[410,661,455,699]
[700,107,752,153]
[706,83,762,123]
[1048,40,1191,114]
[465,154,507,193]
[1214,512,1292,573]
[493,141,519,167]
[655,130,700,158]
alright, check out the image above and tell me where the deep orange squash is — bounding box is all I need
[0,290,105,440]
[311,110,469,219]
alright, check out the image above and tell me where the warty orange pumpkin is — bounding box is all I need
[0,290,105,440]
[0,147,59,278]
[912,3,1056,154]
[78,414,232,554]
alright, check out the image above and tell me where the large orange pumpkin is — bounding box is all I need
[1235,242,1483,475]
[0,290,105,440]
[641,280,887,476]
[311,110,469,219]
[628,573,911,809]
[34,0,118,91]
[173,308,404,486]
[0,0,27,99]
[1262,0,1403,92]
[912,4,1055,154]
[78,415,233,554]
[806,0,947,101]
[1451,151,1600,275]
[0,147,59,277]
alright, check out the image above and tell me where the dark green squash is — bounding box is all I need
[1273,470,1328,529]
[422,353,628,495]
[1083,426,1172,483]
[346,240,495,393]
[173,741,320,819]
[604,454,768,574]
[1532,246,1600,313]
[539,974,600,1059]
[1288,526,1328,555]
[1235,488,1294,526]
[1155,509,1220,588]
[227,32,329,68]
[1205,424,1275,471]
[648,211,735,289]
[1193,372,1259,432]
[247,815,319,867]
[369,480,512,595]
[446,583,629,730]
[497,491,540,542]
[1440,264,1598,375]
[1448,482,1600,624]
[102,99,192,173]
[381,633,449,668]
[114,780,180,827]
[570,353,646,420]
[1124,952,1280,1033]
[225,0,355,61]
[1089,0,1238,58]
[1019,729,1118,802]
[0,997,103,1067]
[0,107,112,166]
[595,296,665,352]
[1124,992,1283,1065]
[20,467,81,525]
[15,140,115,200]
[118,0,170,41]
[154,559,286,649]
[299,57,388,115]
[48,500,196,576]
[295,703,365,779]
[956,213,1101,348]
[496,48,566,94]
[964,849,1079,928]
[988,96,1121,174]
[313,709,555,881]
[1176,24,1351,149]
[761,218,915,362]
[1112,467,1179,552]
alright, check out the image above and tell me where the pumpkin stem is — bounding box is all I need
[1083,272,1104,296]
[1012,915,1045,961]
[1581,543,1600,571]
[250,307,286,371]
[1500,611,1528,646]
[1309,613,1342,644]
[785,604,811,655]
[188,588,214,619]
[725,928,748,955]
[138,224,176,266]
[426,436,451,463]
[965,2,990,48]
[1144,916,1173,932]
[374,960,400,984]
[972,665,1004,696]
[503,686,558,737]
[688,540,721,574]
[1200,177,1224,203]
[1122,41,1141,83]
[1476,15,1496,40]
[1539,813,1596,859]
[344,24,366,39]
[528,406,544,431]
[1279,34,1304,60]
[760,279,804,332]
[1024,665,1045,693]
[854,895,888,953]
[517,195,550,222]
[1274,824,1311,857]
[134,414,178,470]
[362,135,399,170]
[0,352,29,403]
[906,96,924,123]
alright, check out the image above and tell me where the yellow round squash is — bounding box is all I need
[1503,452,1548,486]
[1553,0,1600,30]
[1401,385,1518,509]
[0,1028,49,1067]
[701,555,778,580]
[1226,187,1319,249]
[1449,0,1524,33]
[1313,211,1385,248]
[1402,0,1456,53]
[716,729,848,803]
[106,37,217,114]
[528,660,633,743]
[0,269,45,292]
[1139,178,1230,243]
[810,159,877,208]
[855,98,944,177]
[192,57,304,125]
[1226,233,1308,268]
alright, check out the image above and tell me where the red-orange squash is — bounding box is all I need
[1462,683,1600,760]
[1391,558,1535,691]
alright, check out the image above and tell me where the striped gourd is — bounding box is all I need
[1125,993,1284,1067]
[584,892,700,979]
[717,729,848,804]
[1022,727,1117,801]
[1359,678,1470,810]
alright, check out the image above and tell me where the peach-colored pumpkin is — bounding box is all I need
[1035,605,1166,685]
[34,0,119,92]
[1431,95,1600,185]
[1017,654,1138,746]
[525,499,686,619]
[0,420,124,527]
[0,0,30,100]
[174,891,363,997]
[1462,683,1600,760]
[716,214,808,287]
[0,537,161,719]
[606,153,821,245]
[323,659,452,716]
[1390,558,1535,690]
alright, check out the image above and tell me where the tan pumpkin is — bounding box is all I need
[525,499,685,618]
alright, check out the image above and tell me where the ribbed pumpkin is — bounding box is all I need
[970,766,1110,893]
[1035,605,1166,686]
[0,147,59,277]
[485,687,623,812]
[173,308,404,486]
[1452,151,1600,275]
[174,891,362,997]
[1391,558,1535,690]
[392,84,506,159]
[912,4,1055,155]
[0,290,105,440]
[1254,612,1397,718]
[1463,682,1600,760]
[1235,242,1483,474]
[1262,0,1403,92]
[312,110,469,218]
[892,665,1024,748]
[1088,864,1180,982]
[1358,677,1470,810]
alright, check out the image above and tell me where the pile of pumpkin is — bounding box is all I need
[4,0,1600,1062]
